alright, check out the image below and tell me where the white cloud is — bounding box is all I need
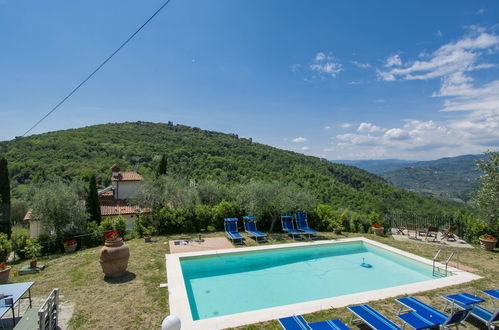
[385,54,403,67]
[336,133,377,146]
[309,52,343,78]
[349,81,362,85]
[373,28,499,155]
[315,52,326,61]
[301,146,310,151]
[328,114,499,160]
[292,137,308,143]
[339,123,352,129]
[374,99,386,103]
[324,125,331,130]
[357,122,385,133]
[435,30,443,37]
[384,128,410,140]
[310,62,343,77]
[352,61,371,68]
[378,31,499,81]
[476,8,486,15]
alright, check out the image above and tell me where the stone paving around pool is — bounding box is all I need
[390,228,473,248]
[169,237,233,254]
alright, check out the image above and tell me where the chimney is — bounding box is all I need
[111,164,121,178]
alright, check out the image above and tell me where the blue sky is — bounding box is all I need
[1,0,498,160]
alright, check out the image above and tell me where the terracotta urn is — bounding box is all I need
[479,238,497,251]
[373,227,384,236]
[0,267,11,284]
[99,238,130,278]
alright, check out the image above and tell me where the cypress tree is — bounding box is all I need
[0,158,11,237]
[86,174,101,224]
[157,154,167,176]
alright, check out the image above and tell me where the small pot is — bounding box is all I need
[144,235,152,243]
[333,228,341,234]
[479,238,497,251]
[30,260,37,268]
[0,267,11,284]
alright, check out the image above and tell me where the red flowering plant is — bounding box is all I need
[104,230,120,241]
[372,223,383,228]
[480,234,497,242]
[63,239,77,247]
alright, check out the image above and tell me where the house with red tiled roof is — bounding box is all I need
[25,165,149,237]
[99,164,149,230]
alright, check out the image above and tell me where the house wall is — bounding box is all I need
[29,220,42,238]
[116,181,140,200]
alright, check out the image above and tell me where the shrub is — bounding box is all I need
[22,239,42,260]
[213,200,242,231]
[336,212,348,232]
[176,207,197,233]
[80,221,102,248]
[464,217,489,244]
[99,216,127,239]
[368,212,380,225]
[157,206,181,234]
[11,226,29,259]
[0,233,12,262]
[132,215,147,237]
[194,204,213,232]
[37,233,58,255]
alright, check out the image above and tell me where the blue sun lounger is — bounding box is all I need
[279,315,311,329]
[483,289,499,301]
[278,315,349,330]
[309,319,350,330]
[295,212,318,238]
[243,216,267,243]
[224,218,243,244]
[281,216,306,240]
[396,296,471,329]
[442,292,499,329]
[348,304,402,330]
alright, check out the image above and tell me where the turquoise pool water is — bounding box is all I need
[180,241,444,320]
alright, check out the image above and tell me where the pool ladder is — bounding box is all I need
[432,249,457,277]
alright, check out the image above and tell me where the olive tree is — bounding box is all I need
[473,151,499,234]
[133,175,199,212]
[30,178,89,239]
[237,181,317,232]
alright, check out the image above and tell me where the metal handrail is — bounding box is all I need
[433,249,457,277]
[433,249,442,276]
[444,251,456,276]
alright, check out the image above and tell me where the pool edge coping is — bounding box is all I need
[165,237,482,330]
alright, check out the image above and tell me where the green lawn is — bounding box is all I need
[6,232,498,329]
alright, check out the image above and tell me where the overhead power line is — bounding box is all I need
[22,0,173,137]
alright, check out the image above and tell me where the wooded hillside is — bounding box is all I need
[0,121,461,215]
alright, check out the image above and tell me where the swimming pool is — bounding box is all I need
[166,238,480,329]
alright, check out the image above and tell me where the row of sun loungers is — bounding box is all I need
[225,212,320,244]
[279,289,498,330]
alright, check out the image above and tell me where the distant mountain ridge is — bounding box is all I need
[333,159,414,174]
[333,154,487,203]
